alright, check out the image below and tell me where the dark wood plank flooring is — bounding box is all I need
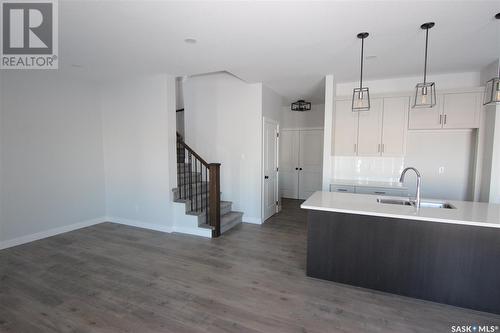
[1,199,499,332]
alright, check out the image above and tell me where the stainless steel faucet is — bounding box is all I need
[399,167,422,208]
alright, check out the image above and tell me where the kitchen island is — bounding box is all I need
[301,191,500,314]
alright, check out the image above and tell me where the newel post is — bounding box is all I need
[208,163,221,237]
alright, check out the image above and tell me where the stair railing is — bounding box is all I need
[176,133,221,237]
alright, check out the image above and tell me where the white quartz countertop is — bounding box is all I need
[331,179,407,189]
[301,191,500,229]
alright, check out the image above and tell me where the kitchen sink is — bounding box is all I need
[376,198,455,209]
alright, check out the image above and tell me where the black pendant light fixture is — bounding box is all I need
[483,13,500,106]
[352,32,370,111]
[413,22,436,108]
[291,100,311,111]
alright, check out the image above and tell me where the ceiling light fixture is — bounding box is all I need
[483,13,500,106]
[352,32,370,112]
[184,38,197,44]
[291,100,311,111]
[413,22,436,108]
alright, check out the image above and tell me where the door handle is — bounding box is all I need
[264,176,269,179]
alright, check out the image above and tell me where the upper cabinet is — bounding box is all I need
[381,97,409,156]
[334,97,408,156]
[333,100,359,155]
[408,91,481,130]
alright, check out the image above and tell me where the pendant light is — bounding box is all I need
[483,13,500,106]
[352,32,370,111]
[413,22,436,108]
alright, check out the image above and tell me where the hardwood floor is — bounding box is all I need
[1,198,499,332]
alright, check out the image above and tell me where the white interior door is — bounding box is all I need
[298,129,324,200]
[279,130,299,199]
[263,118,279,221]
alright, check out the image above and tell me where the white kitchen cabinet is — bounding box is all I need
[330,184,355,193]
[408,94,443,130]
[382,97,409,156]
[408,92,481,130]
[334,97,407,157]
[357,98,383,156]
[280,129,324,200]
[442,92,481,129]
[333,100,358,155]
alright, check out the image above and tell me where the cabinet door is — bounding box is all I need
[298,129,324,200]
[408,94,443,129]
[357,98,383,156]
[279,130,299,199]
[334,100,358,155]
[382,97,409,156]
[442,92,480,129]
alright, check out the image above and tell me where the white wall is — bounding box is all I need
[184,72,263,224]
[336,72,480,97]
[322,75,335,190]
[0,72,106,246]
[405,130,475,201]
[262,85,283,123]
[100,74,176,231]
[281,103,324,129]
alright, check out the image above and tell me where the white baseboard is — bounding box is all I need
[243,216,262,225]
[0,217,106,250]
[106,216,173,233]
[172,225,212,238]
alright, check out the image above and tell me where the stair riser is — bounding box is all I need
[196,205,232,224]
[221,216,243,234]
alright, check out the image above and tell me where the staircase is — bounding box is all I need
[173,134,242,237]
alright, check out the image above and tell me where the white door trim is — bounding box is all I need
[262,117,280,222]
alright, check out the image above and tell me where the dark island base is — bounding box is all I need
[306,210,500,315]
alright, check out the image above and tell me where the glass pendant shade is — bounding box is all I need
[483,76,500,106]
[413,82,436,108]
[352,87,370,111]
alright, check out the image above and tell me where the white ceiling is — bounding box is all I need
[61,1,500,104]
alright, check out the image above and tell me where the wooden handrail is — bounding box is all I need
[177,139,209,167]
[177,135,221,237]
[209,163,221,237]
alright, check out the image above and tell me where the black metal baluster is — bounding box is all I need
[195,159,198,212]
[205,165,209,225]
[184,149,188,200]
[189,152,193,211]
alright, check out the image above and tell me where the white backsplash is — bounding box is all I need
[332,156,405,183]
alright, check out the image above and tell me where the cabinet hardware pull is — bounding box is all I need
[444,114,447,125]
[337,189,347,192]
[439,114,442,124]
[382,144,385,153]
[374,191,386,194]
[354,144,357,153]
[295,167,298,170]
[264,176,269,179]
[378,144,381,153]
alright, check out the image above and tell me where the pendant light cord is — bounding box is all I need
[423,27,429,84]
[360,37,364,89]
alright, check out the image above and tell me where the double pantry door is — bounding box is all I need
[280,129,323,200]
